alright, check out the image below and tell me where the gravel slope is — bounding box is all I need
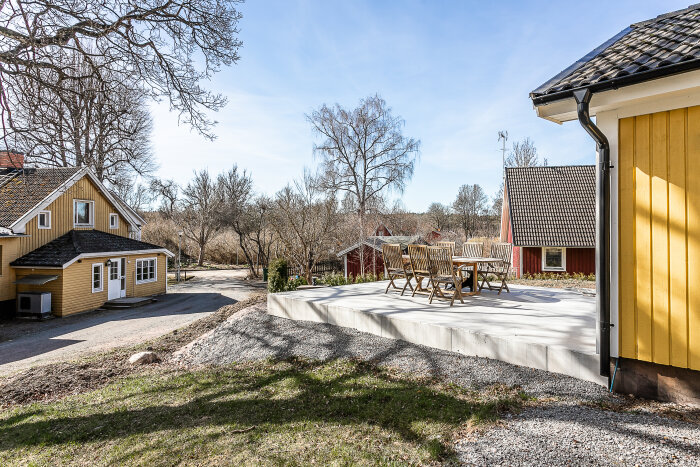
[174,303,700,466]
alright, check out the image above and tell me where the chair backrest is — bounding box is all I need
[436,241,455,257]
[407,244,430,274]
[490,242,513,265]
[428,246,454,277]
[462,242,484,258]
[381,243,404,270]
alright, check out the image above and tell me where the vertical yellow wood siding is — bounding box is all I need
[0,238,19,301]
[15,253,167,317]
[18,177,130,257]
[619,106,700,370]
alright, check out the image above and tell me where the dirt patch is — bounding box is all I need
[0,293,266,408]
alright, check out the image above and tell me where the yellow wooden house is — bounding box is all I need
[530,5,700,403]
[0,157,173,317]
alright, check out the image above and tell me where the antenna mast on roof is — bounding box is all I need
[498,130,508,181]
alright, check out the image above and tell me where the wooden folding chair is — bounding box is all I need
[436,241,455,257]
[408,244,432,296]
[460,242,484,291]
[381,243,414,296]
[462,242,484,258]
[478,242,513,294]
[427,246,464,306]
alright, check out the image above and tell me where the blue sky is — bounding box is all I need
[150,0,688,212]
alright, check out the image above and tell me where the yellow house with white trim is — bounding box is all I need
[531,5,700,403]
[0,160,173,317]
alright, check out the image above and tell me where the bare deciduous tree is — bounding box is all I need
[9,55,155,187]
[505,137,548,167]
[218,165,263,277]
[113,179,151,214]
[180,170,222,266]
[271,172,338,284]
[150,178,180,218]
[427,202,451,232]
[308,94,420,274]
[0,0,243,140]
[452,184,487,240]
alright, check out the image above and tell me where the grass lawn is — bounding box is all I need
[0,358,526,465]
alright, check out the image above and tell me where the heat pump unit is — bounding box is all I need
[16,292,52,319]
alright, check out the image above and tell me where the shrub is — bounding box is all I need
[286,276,308,291]
[268,258,289,293]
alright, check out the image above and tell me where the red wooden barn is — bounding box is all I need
[500,165,595,278]
[337,235,424,278]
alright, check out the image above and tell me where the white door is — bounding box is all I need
[107,258,122,300]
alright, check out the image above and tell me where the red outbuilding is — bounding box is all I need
[500,165,596,278]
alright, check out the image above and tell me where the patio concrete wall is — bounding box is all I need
[268,289,607,387]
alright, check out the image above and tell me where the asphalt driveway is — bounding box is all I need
[0,269,261,376]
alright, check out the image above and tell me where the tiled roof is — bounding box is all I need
[0,167,81,228]
[505,165,595,247]
[531,4,700,103]
[11,230,168,267]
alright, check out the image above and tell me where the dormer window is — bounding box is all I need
[74,199,94,227]
[109,213,119,229]
[37,210,51,229]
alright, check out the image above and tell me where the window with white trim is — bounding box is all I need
[37,210,51,229]
[74,200,95,227]
[92,263,103,292]
[135,257,157,284]
[542,247,566,271]
[109,213,119,229]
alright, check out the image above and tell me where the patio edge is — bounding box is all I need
[267,292,607,387]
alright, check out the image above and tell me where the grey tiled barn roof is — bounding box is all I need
[531,4,700,103]
[0,167,81,228]
[505,165,595,248]
[11,230,167,267]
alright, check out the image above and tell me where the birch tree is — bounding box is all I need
[308,94,420,274]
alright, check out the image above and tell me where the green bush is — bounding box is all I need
[286,276,308,291]
[522,272,595,281]
[268,258,289,293]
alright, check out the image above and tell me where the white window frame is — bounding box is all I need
[135,257,157,284]
[37,210,51,229]
[109,213,119,229]
[73,199,95,227]
[541,247,566,272]
[92,263,103,293]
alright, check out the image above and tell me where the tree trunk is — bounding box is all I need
[198,243,206,266]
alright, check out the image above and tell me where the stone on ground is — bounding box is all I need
[128,351,160,365]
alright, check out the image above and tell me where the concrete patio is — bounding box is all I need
[268,281,605,385]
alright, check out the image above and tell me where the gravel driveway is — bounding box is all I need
[0,269,257,375]
[175,303,700,466]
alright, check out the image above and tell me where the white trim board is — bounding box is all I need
[12,248,174,270]
[535,69,700,123]
[10,168,143,234]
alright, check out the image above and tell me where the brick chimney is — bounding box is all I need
[0,151,24,169]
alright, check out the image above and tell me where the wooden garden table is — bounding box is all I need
[401,255,503,296]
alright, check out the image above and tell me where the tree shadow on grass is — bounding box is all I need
[0,359,519,462]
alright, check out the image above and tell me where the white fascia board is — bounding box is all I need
[11,168,143,233]
[336,241,382,257]
[82,171,143,228]
[10,167,88,233]
[535,69,700,123]
[62,248,175,268]
[14,248,175,270]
